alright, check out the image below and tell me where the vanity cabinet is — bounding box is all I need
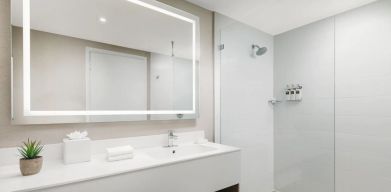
[30,152,240,192]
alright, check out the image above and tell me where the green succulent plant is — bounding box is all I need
[18,139,43,159]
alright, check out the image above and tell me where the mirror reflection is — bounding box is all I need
[11,0,198,124]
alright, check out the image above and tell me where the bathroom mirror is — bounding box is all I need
[11,0,200,124]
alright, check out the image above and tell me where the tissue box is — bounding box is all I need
[63,138,91,164]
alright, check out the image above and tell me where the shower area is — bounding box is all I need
[216,0,391,192]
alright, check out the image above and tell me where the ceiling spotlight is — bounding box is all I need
[99,17,107,23]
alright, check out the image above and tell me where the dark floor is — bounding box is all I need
[216,184,239,192]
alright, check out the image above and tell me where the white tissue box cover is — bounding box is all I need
[63,138,91,164]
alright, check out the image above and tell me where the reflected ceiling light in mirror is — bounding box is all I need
[99,17,107,23]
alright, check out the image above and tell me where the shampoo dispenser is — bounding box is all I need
[295,87,302,101]
[289,84,296,101]
[285,85,291,101]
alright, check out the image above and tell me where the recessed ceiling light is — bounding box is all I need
[99,17,107,23]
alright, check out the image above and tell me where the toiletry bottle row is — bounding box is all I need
[285,84,302,101]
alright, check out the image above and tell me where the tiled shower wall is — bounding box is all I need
[274,18,335,192]
[275,0,391,191]
[335,1,391,191]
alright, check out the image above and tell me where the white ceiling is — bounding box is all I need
[11,0,195,59]
[186,0,377,35]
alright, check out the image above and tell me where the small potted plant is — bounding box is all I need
[18,139,44,176]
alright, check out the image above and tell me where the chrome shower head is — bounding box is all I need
[252,44,268,56]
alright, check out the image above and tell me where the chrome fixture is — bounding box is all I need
[268,98,282,105]
[252,44,268,56]
[165,130,178,148]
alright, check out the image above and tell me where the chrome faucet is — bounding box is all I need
[166,130,178,148]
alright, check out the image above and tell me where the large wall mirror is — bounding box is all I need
[11,0,200,124]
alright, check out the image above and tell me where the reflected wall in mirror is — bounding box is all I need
[11,0,200,124]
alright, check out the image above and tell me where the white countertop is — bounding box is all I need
[0,142,239,192]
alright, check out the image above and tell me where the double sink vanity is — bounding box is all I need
[0,131,240,192]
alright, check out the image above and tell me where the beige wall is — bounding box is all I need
[0,0,214,147]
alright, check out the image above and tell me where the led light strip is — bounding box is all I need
[126,0,195,24]
[23,0,31,116]
[22,0,197,116]
[28,110,196,116]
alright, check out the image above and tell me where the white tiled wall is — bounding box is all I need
[274,18,335,192]
[275,1,391,192]
[335,1,391,191]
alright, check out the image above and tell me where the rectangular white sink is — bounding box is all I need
[141,144,217,160]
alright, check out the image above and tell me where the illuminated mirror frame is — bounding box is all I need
[22,0,198,116]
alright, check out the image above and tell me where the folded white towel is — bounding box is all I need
[106,145,134,157]
[107,153,134,162]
